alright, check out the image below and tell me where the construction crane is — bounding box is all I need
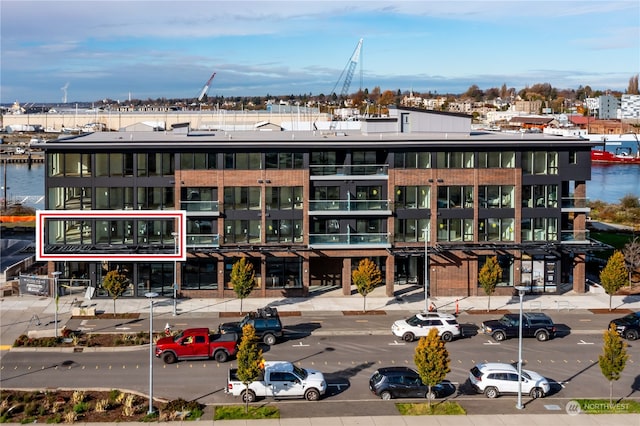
[328,39,363,130]
[197,72,216,102]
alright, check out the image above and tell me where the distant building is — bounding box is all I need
[598,95,619,120]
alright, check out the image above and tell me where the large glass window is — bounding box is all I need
[478,255,512,287]
[224,187,261,210]
[266,187,303,210]
[136,187,174,210]
[436,151,474,168]
[522,185,558,208]
[522,151,558,175]
[437,219,473,242]
[265,258,302,289]
[48,187,92,210]
[265,152,304,169]
[394,152,431,168]
[224,220,261,243]
[479,186,514,208]
[180,153,217,170]
[266,219,303,243]
[478,151,515,168]
[224,152,261,169]
[478,218,515,241]
[394,218,429,242]
[395,186,430,209]
[521,217,558,241]
[437,186,473,208]
[183,259,217,290]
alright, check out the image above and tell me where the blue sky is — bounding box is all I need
[1,0,638,104]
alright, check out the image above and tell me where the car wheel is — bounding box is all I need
[493,331,506,341]
[441,332,453,342]
[402,332,415,342]
[304,388,320,401]
[263,334,277,346]
[625,329,639,341]
[162,352,177,364]
[214,350,228,363]
[241,390,256,403]
[380,391,392,400]
[529,387,544,399]
[536,330,549,342]
[484,387,499,399]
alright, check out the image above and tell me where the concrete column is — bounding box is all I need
[342,258,352,295]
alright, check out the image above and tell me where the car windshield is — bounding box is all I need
[521,372,532,380]
[293,364,308,379]
[624,313,640,321]
[406,315,421,326]
[172,331,185,342]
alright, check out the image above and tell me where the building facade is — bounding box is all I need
[36,107,602,300]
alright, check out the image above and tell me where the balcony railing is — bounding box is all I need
[180,200,220,214]
[309,164,389,178]
[308,199,391,212]
[187,233,220,247]
[560,197,590,209]
[560,230,590,243]
[309,232,390,247]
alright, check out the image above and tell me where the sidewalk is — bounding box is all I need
[1,288,639,425]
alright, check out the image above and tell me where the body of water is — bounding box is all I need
[2,161,639,208]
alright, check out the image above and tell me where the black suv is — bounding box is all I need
[481,312,556,342]
[369,366,454,400]
[609,311,640,341]
[218,307,283,345]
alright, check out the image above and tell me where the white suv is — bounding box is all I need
[469,362,550,399]
[391,312,461,342]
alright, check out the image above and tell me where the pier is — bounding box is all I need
[0,153,45,164]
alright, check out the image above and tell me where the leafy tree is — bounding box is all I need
[478,256,503,312]
[598,324,629,405]
[102,270,129,314]
[414,328,450,408]
[600,251,628,311]
[235,324,263,412]
[622,237,640,289]
[230,258,256,313]
[627,74,639,95]
[352,258,383,312]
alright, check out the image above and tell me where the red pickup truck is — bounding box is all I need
[154,328,239,364]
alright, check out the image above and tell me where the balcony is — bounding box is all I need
[309,164,389,180]
[308,200,391,215]
[180,200,220,215]
[560,229,590,243]
[309,232,391,249]
[187,233,220,247]
[561,197,590,213]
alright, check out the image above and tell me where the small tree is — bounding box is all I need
[230,257,256,313]
[598,324,629,405]
[600,251,628,311]
[236,324,263,413]
[622,237,640,289]
[479,256,502,312]
[352,258,383,312]
[414,328,450,408]
[102,270,129,315]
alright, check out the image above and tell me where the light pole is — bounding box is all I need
[515,286,526,410]
[171,231,178,316]
[145,291,158,415]
[52,271,62,338]
[423,227,430,313]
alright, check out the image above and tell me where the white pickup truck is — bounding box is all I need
[226,361,327,402]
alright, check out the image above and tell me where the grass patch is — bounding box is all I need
[213,405,280,420]
[575,399,640,414]
[396,401,466,415]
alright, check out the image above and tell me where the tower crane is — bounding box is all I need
[197,72,216,102]
[328,39,363,130]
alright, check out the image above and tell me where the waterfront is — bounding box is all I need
[1,161,639,208]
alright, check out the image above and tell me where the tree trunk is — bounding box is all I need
[113,298,116,315]
[609,293,612,311]
[240,298,243,314]
[363,295,367,313]
[609,380,613,406]
[487,295,491,312]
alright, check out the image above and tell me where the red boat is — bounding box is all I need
[591,147,640,164]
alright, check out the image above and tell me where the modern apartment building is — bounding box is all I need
[35,107,603,300]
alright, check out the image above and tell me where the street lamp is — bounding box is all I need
[51,271,62,338]
[145,291,159,415]
[423,226,430,313]
[171,231,178,316]
[515,286,526,410]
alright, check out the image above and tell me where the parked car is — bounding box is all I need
[391,312,461,342]
[226,361,326,402]
[154,328,238,364]
[469,362,550,399]
[369,366,454,400]
[218,306,283,345]
[15,146,26,155]
[480,312,556,342]
[609,311,640,341]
